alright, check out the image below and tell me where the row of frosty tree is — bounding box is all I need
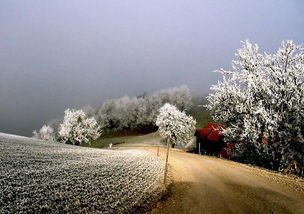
[32,85,194,145]
[206,40,304,171]
[32,109,101,145]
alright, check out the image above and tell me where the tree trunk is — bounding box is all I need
[163,137,171,184]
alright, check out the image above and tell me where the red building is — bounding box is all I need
[195,124,225,156]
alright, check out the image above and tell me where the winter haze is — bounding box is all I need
[0,0,303,136]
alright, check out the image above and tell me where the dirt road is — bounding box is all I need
[145,147,304,214]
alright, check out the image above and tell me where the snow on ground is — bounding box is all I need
[0,133,165,214]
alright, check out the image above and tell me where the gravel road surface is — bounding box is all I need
[146,147,304,214]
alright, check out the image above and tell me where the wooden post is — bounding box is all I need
[163,137,171,184]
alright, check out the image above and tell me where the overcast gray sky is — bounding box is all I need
[0,0,303,136]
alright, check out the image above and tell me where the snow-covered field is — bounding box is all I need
[0,133,165,214]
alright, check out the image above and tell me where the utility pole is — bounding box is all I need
[199,142,201,155]
[163,137,171,184]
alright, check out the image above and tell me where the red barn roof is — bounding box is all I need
[196,124,224,142]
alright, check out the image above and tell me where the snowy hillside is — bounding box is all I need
[0,133,165,213]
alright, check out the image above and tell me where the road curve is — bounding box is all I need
[145,148,304,214]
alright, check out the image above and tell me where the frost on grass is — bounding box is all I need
[0,133,165,214]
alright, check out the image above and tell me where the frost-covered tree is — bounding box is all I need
[206,40,304,171]
[97,85,193,133]
[32,125,55,141]
[156,103,196,146]
[151,85,193,111]
[42,85,193,137]
[97,99,120,131]
[58,109,101,145]
[156,103,196,183]
[82,105,96,117]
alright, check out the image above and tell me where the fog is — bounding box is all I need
[0,0,303,136]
